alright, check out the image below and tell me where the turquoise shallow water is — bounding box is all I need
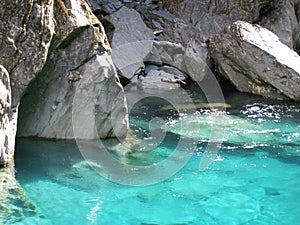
[11,93,300,225]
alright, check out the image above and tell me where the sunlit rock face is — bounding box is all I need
[17,0,128,140]
[0,66,17,167]
[209,21,300,101]
[0,0,128,166]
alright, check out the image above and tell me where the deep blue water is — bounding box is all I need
[9,93,300,225]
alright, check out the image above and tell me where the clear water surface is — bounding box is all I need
[10,92,300,225]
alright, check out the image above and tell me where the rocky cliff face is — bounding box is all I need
[90,0,300,102]
[0,0,128,167]
[0,66,17,167]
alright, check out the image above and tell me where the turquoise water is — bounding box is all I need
[12,93,300,225]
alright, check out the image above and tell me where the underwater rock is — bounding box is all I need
[209,21,300,101]
[0,168,43,224]
[264,187,280,196]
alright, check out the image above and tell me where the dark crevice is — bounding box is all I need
[100,18,115,44]
[56,26,90,49]
[253,3,275,24]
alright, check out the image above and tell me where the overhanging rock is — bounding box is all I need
[209,21,300,101]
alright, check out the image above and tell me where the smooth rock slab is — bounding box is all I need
[103,6,154,79]
[209,21,300,101]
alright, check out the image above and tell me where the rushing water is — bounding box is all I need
[10,92,300,225]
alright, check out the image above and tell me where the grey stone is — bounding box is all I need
[18,25,128,139]
[209,21,300,101]
[151,10,175,22]
[146,41,187,71]
[102,3,116,14]
[112,1,123,9]
[162,0,273,43]
[88,0,102,11]
[0,66,17,167]
[184,39,210,82]
[145,64,160,74]
[0,0,129,167]
[132,70,181,90]
[0,0,55,105]
[152,19,163,30]
[159,66,186,81]
[103,6,155,79]
[259,0,298,49]
[145,40,211,82]
[145,0,153,5]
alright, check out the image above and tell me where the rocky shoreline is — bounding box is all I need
[0,1,300,220]
[0,0,300,184]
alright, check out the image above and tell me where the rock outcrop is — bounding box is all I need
[159,0,300,83]
[209,21,300,101]
[88,1,300,101]
[0,0,129,166]
[0,0,55,105]
[0,66,17,167]
[17,1,128,140]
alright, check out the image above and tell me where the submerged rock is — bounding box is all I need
[0,168,45,224]
[209,21,300,101]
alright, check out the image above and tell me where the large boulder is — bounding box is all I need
[0,0,129,166]
[146,41,187,70]
[17,1,128,140]
[209,21,300,101]
[102,6,155,80]
[145,40,209,82]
